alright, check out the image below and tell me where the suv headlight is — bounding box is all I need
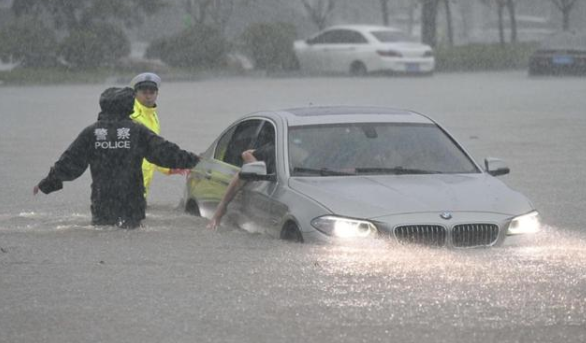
[507,211,540,235]
[311,216,377,238]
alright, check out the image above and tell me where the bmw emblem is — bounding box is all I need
[440,212,452,220]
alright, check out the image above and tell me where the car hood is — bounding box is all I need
[288,173,533,219]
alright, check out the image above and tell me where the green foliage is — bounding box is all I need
[240,22,299,71]
[0,17,59,67]
[146,24,228,69]
[11,0,165,30]
[59,24,130,69]
[435,43,538,71]
[0,67,118,85]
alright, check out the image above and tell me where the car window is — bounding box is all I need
[253,121,277,174]
[214,125,237,161]
[337,30,368,44]
[371,30,414,43]
[309,29,367,44]
[309,30,339,44]
[221,119,262,167]
[288,123,480,176]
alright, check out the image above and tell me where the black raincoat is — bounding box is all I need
[38,87,199,227]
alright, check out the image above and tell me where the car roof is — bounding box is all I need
[259,106,436,126]
[324,24,402,33]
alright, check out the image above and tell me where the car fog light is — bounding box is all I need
[311,216,377,238]
[507,211,540,235]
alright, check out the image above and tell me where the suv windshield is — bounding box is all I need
[288,123,479,176]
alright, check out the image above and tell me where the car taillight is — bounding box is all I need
[423,50,434,57]
[377,50,402,57]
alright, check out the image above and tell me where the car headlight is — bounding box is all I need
[311,216,377,238]
[507,211,540,235]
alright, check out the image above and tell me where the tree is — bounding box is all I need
[403,0,420,37]
[9,0,164,68]
[479,0,518,46]
[420,0,456,47]
[182,0,255,32]
[0,17,59,67]
[442,0,454,46]
[300,0,337,30]
[184,0,213,25]
[506,0,517,43]
[421,0,440,47]
[380,0,390,26]
[11,0,165,31]
[146,23,228,69]
[550,0,580,31]
[241,22,299,71]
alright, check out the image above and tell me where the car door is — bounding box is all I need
[238,120,281,237]
[302,30,342,72]
[191,119,263,217]
[326,29,369,73]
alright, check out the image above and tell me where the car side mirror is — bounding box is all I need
[484,157,510,176]
[239,161,276,181]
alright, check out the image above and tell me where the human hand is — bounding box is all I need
[206,205,226,231]
[206,217,220,231]
[33,185,39,195]
[169,168,190,176]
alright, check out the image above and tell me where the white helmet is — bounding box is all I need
[130,72,161,90]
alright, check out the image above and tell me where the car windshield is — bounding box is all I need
[288,123,479,176]
[371,30,415,43]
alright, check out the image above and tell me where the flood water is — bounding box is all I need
[1,72,586,342]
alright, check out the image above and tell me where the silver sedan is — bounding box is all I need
[183,106,540,247]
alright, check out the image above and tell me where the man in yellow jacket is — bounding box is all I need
[130,72,189,197]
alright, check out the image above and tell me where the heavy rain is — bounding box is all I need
[1,1,586,342]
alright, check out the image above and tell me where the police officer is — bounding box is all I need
[34,87,200,228]
[129,72,187,198]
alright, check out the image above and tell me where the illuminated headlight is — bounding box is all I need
[311,216,377,238]
[507,211,540,235]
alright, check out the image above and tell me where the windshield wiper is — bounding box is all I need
[355,167,444,175]
[292,167,356,176]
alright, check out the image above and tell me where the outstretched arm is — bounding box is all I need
[35,128,91,195]
[142,128,200,170]
[207,174,246,230]
[207,149,257,230]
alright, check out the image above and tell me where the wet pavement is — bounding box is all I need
[1,72,585,342]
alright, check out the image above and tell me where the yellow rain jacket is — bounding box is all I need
[130,99,170,196]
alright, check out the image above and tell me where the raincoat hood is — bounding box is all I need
[98,87,135,121]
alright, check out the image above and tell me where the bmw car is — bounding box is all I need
[183,106,540,247]
[293,25,435,76]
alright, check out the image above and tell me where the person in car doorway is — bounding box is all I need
[33,87,200,228]
[129,72,189,198]
[207,143,275,231]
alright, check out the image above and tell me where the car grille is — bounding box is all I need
[394,225,446,246]
[393,223,500,247]
[452,224,499,247]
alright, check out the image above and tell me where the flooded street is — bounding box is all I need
[1,72,586,342]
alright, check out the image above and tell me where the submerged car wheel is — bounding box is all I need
[280,221,304,243]
[185,199,201,216]
[350,61,367,76]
